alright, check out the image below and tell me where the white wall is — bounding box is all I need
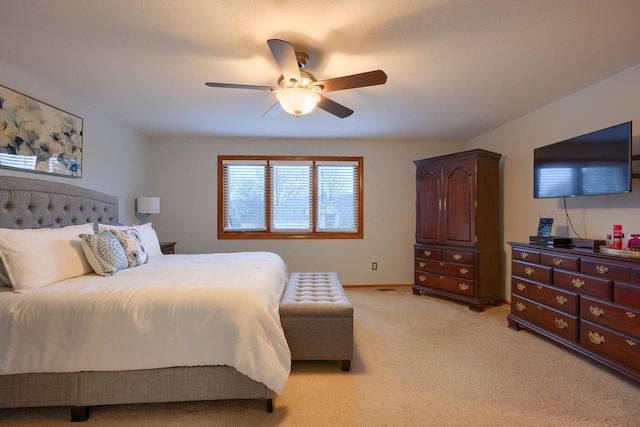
[148,137,464,285]
[0,59,150,224]
[468,63,640,300]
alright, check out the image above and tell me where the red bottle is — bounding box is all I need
[613,225,623,249]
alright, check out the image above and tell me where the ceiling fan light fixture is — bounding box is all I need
[275,87,321,116]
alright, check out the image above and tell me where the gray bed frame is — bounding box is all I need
[0,176,274,421]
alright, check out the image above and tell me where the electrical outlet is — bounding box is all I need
[372,262,378,270]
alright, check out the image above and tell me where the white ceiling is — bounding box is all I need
[2,0,640,141]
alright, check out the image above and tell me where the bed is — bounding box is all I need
[0,176,290,421]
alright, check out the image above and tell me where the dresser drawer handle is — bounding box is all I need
[626,312,636,318]
[453,254,462,261]
[516,282,526,291]
[524,267,534,276]
[423,250,432,257]
[553,258,563,266]
[418,262,426,268]
[588,331,605,345]
[459,267,469,275]
[595,265,609,275]
[589,306,605,317]
[515,302,526,312]
[627,340,637,347]
[571,278,585,288]
[556,295,568,305]
[418,275,426,282]
[536,285,542,290]
[459,283,469,291]
[555,318,568,330]
[520,252,529,259]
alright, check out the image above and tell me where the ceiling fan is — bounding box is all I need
[205,39,387,118]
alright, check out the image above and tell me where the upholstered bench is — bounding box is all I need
[280,272,354,371]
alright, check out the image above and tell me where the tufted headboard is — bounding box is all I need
[0,176,118,229]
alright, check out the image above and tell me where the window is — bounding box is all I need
[219,156,363,239]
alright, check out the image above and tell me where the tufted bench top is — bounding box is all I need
[280,272,353,317]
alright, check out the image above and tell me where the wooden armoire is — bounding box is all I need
[413,149,502,312]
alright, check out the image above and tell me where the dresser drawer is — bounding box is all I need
[581,295,640,338]
[512,248,540,264]
[581,259,630,283]
[553,269,612,300]
[580,320,640,373]
[540,253,578,271]
[415,247,441,260]
[632,268,640,285]
[512,261,552,284]
[442,250,475,265]
[423,259,475,280]
[511,295,578,342]
[511,277,578,315]
[414,271,474,296]
[614,283,640,310]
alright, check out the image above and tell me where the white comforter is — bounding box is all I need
[0,252,291,394]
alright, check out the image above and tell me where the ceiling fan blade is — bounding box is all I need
[315,70,387,92]
[267,39,302,85]
[205,82,275,90]
[317,95,353,118]
[261,102,282,119]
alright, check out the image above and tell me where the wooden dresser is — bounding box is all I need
[413,149,502,312]
[508,242,640,384]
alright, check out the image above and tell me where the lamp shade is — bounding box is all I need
[136,197,160,214]
[275,88,320,116]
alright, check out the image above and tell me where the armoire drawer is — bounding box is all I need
[415,247,442,260]
[512,261,552,284]
[422,259,475,280]
[553,269,612,300]
[580,320,640,373]
[442,250,475,265]
[414,271,474,296]
[580,295,640,339]
[511,277,578,315]
[511,295,578,342]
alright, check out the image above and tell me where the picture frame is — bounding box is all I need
[537,218,553,237]
[0,84,83,177]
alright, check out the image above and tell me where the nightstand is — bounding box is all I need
[159,241,176,255]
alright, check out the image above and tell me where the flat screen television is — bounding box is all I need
[533,121,632,199]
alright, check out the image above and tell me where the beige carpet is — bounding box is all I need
[1,287,639,426]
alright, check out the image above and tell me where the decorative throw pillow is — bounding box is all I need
[79,231,129,277]
[0,223,95,291]
[98,223,163,257]
[109,228,149,267]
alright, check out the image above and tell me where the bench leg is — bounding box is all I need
[70,406,89,422]
[341,360,351,371]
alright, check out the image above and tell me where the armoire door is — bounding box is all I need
[442,159,476,247]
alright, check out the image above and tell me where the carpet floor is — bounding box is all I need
[1,287,638,426]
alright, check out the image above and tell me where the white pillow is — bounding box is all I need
[98,223,163,257]
[0,223,95,291]
[109,228,149,267]
[80,231,129,277]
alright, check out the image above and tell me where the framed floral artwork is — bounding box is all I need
[0,84,83,177]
